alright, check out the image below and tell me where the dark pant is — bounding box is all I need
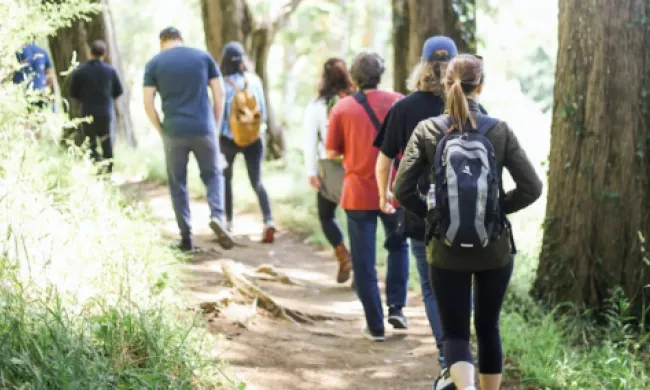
[429,260,514,374]
[221,136,273,224]
[82,116,113,173]
[346,209,409,333]
[163,134,225,239]
[317,191,344,248]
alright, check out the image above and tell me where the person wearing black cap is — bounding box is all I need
[373,36,486,390]
[143,27,234,252]
[69,40,123,174]
[219,41,275,243]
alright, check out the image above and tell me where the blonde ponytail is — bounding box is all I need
[442,54,484,134]
[446,80,470,134]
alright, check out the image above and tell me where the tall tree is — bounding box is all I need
[392,0,409,94]
[391,0,476,94]
[201,0,303,160]
[48,0,135,147]
[533,0,650,318]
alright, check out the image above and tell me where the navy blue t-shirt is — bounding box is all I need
[143,46,222,137]
[69,59,123,118]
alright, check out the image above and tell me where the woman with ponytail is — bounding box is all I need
[393,54,543,390]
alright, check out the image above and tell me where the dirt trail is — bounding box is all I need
[124,181,518,390]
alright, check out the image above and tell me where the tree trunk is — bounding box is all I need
[533,0,650,319]
[49,0,135,147]
[392,0,475,93]
[392,0,410,94]
[201,0,302,161]
[406,0,475,72]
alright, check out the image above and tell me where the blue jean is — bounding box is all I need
[163,134,225,239]
[411,239,446,368]
[346,210,409,333]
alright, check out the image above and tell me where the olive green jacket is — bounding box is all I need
[393,105,543,271]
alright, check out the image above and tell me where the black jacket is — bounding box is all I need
[393,104,543,271]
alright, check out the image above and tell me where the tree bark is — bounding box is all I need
[533,0,650,319]
[406,0,475,71]
[49,0,135,147]
[201,0,302,161]
[392,0,410,94]
[392,0,475,93]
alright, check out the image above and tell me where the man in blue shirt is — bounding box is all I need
[69,40,123,174]
[13,41,53,108]
[143,27,234,252]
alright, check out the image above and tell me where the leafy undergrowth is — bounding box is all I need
[0,123,239,388]
[1,2,237,380]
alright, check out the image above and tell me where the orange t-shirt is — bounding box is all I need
[325,90,404,210]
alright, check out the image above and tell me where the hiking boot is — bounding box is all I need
[433,367,455,390]
[388,306,408,329]
[209,218,235,250]
[177,237,193,253]
[334,243,352,283]
[361,326,385,342]
[262,222,276,244]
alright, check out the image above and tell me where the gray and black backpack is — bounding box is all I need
[425,115,513,251]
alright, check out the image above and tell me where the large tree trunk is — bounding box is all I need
[392,0,475,93]
[533,0,650,319]
[407,0,475,71]
[49,0,135,147]
[201,0,302,161]
[392,0,410,94]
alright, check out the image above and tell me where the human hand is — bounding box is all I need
[380,191,396,214]
[309,176,321,191]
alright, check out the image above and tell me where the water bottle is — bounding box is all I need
[427,184,436,210]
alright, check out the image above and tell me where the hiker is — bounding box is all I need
[303,57,356,283]
[393,54,542,390]
[13,39,53,110]
[219,42,275,243]
[325,52,409,341]
[69,40,123,174]
[143,27,234,252]
[374,36,486,388]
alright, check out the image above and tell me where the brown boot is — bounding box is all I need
[334,243,352,284]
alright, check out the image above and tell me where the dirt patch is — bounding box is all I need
[127,180,520,390]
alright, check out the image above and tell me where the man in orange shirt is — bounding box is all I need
[325,52,408,342]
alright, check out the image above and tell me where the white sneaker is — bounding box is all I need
[433,367,455,390]
[361,326,385,342]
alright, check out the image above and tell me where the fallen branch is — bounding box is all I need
[220,260,339,325]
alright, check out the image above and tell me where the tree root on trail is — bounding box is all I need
[252,264,301,286]
[220,259,340,325]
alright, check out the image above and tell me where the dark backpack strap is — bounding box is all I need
[354,92,382,131]
[474,115,499,135]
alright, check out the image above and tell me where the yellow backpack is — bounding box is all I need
[225,76,263,147]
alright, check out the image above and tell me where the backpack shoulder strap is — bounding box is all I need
[474,115,500,135]
[353,91,382,131]
[224,77,240,92]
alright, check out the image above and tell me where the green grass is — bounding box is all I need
[0,103,237,388]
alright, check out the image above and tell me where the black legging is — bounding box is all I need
[317,191,344,248]
[429,260,514,374]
